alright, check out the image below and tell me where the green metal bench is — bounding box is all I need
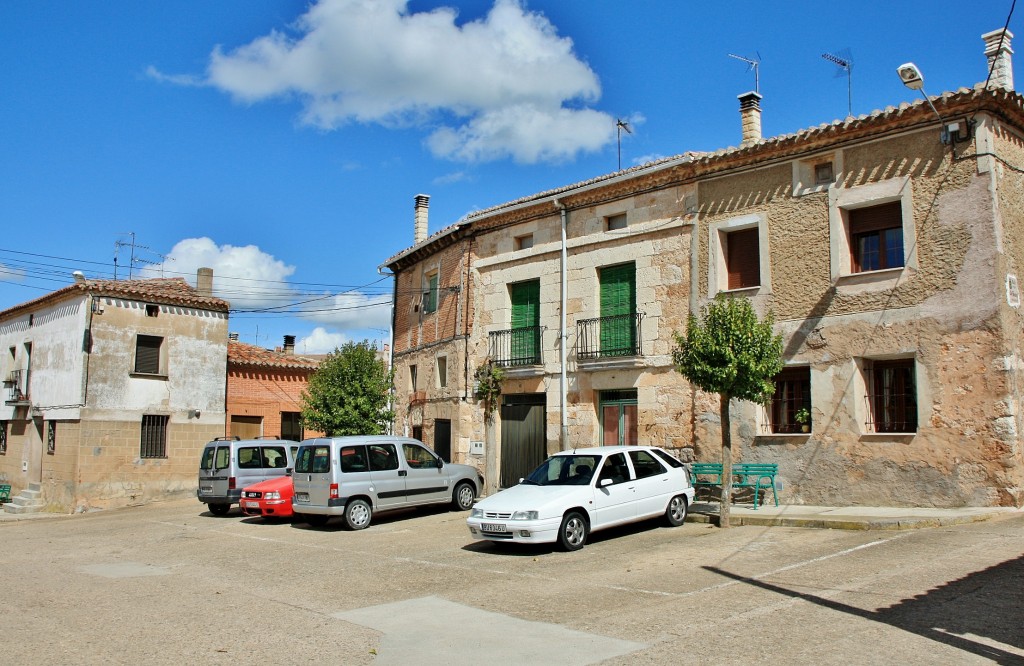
[690,462,779,509]
[0,483,11,504]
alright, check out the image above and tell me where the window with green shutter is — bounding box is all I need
[510,280,541,365]
[423,272,439,314]
[599,263,636,356]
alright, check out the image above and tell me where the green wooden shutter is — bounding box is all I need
[599,264,636,356]
[510,280,540,364]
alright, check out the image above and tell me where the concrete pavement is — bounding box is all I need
[687,501,1018,529]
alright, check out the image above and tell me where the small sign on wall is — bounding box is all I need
[470,440,484,456]
[1007,274,1020,308]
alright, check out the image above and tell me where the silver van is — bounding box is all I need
[292,436,482,529]
[197,437,298,516]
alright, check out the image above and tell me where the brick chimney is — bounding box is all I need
[414,194,430,245]
[283,335,295,355]
[738,91,763,145]
[983,28,1014,90]
[196,267,213,297]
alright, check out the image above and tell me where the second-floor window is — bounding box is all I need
[134,335,163,375]
[726,227,760,290]
[599,263,637,356]
[851,202,904,273]
[423,272,439,314]
[510,279,541,364]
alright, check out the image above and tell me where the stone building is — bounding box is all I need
[226,335,323,441]
[381,29,1024,507]
[0,269,229,512]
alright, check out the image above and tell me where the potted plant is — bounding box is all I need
[794,407,811,433]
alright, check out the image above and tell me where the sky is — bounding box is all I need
[1,0,1019,354]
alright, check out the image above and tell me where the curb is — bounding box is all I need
[686,511,996,530]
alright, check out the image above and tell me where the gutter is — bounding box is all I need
[553,198,568,450]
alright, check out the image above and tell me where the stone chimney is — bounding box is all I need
[983,28,1014,90]
[414,194,430,245]
[196,267,214,297]
[283,335,295,355]
[228,332,239,341]
[738,91,763,145]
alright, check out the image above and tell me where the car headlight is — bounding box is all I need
[264,491,280,500]
[511,510,538,520]
[470,508,483,518]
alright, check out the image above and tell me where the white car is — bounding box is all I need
[467,445,695,551]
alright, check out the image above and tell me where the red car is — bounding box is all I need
[240,475,294,519]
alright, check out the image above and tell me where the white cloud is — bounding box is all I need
[192,0,613,164]
[0,262,26,283]
[299,291,392,333]
[296,327,350,354]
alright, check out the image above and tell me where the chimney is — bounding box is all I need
[228,332,239,341]
[414,194,430,245]
[983,28,1014,90]
[196,267,214,297]
[283,335,296,355]
[738,91,763,145]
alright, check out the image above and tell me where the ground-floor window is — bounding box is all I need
[140,414,169,458]
[230,415,262,440]
[600,389,638,446]
[770,367,811,433]
[0,420,7,454]
[281,412,302,441]
[864,358,918,433]
[46,421,56,455]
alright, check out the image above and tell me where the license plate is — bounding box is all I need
[481,523,507,533]
[243,501,260,508]
[200,486,213,493]
[295,493,309,502]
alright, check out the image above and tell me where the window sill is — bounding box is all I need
[130,372,168,380]
[793,183,831,197]
[755,432,811,441]
[860,432,917,440]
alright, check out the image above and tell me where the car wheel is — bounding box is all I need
[303,514,329,527]
[452,482,475,511]
[345,499,372,530]
[665,494,688,527]
[558,511,588,551]
[208,503,231,516]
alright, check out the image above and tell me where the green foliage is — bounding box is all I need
[794,407,811,425]
[672,295,783,404]
[301,340,394,437]
[473,361,506,416]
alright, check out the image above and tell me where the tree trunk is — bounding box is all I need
[484,412,498,497]
[719,393,732,528]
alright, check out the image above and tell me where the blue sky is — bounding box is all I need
[1,1,1017,353]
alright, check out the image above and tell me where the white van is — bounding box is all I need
[197,437,298,516]
[292,436,482,529]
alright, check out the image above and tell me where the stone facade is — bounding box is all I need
[0,273,229,511]
[383,72,1024,507]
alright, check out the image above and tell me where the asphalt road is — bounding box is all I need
[2,499,1023,665]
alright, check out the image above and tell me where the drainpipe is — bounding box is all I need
[553,198,568,450]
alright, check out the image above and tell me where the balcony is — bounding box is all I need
[576,312,644,361]
[4,369,29,406]
[488,326,543,367]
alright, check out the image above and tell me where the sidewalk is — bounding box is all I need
[687,501,1018,530]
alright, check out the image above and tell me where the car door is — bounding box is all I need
[590,453,637,529]
[627,449,673,517]
[401,442,450,505]
[367,443,407,509]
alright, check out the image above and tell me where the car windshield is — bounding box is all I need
[523,455,601,486]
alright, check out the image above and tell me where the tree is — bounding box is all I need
[474,361,505,496]
[672,295,782,527]
[301,340,394,437]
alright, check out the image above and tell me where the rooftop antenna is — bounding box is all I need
[616,118,632,170]
[114,232,168,279]
[728,52,761,93]
[822,49,854,117]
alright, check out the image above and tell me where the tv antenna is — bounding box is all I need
[728,52,761,93]
[822,49,853,117]
[616,118,632,170]
[114,232,170,279]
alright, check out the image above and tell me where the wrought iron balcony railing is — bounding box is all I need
[576,312,644,360]
[4,368,28,405]
[488,326,543,367]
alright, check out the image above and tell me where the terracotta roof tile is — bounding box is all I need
[227,340,320,370]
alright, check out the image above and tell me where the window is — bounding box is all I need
[237,446,262,469]
[145,304,159,317]
[340,446,368,473]
[368,444,399,471]
[509,279,541,365]
[814,162,834,185]
[606,213,628,231]
[793,151,842,196]
[409,365,418,391]
[134,335,163,374]
[725,227,760,290]
[140,414,168,458]
[601,389,638,446]
[599,263,637,356]
[423,272,439,314]
[262,445,288,468]
[628,449,666,479]
[515,234,534,250]
[866,359,918,433]
[47,421,56,455]
[1,420,7,455]
[436,356,447,388]
[403,443,437,468]
[411,425,423,442]
[850,202,904,273]
[281,412,302,442]
[770,367,811,433]
[597,452,630,485]
[296,445,330,473]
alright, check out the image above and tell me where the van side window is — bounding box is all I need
[341,446,369,473]
[402,443,436,469]
[200,447,215,470]
[238,447,262,469]
[262,446,287,468]
[368,444,399,471]
[214,446,230,469]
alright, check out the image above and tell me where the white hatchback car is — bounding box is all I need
[467,445,694,551]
